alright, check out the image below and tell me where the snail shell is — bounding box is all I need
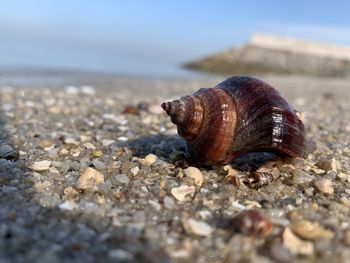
[161,76,305,165]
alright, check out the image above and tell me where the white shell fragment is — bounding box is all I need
[283,227,314,256]
[184,218,213,236]
[30,160,52,171]
[171,185,196,201]
[184,167,204,186]
[141,154,157,165]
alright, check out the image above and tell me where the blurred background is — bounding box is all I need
[1,0,350,78]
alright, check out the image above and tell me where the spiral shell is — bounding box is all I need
[161,76,305,165]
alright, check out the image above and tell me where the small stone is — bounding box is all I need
[283,227,314,256]
[91,150,103,158]
[102,139,115,147]
[49,167,60,174]
[81,86,95,95]
[83,142,96,149]
[115,174,130,184]
[65,86,79,94]
[64,137,80,145]
[184,218,213,236]
[108,249,133,260]
[198,210,212,220]
[92,159,107,170]
[103,114,127,125]
[309,167,326,175]
[163,196,175,210]
[290,220,334,240]
[148,200,161,210]
[183,167,203,186]
[59,200,78,211]
[171,185,195,201]
[130,166,140,176]
[270,243,293,262]
[316,158,339,172]
[123,105,140,115]
[337,172,350,182]
[234,210,272,237]
[2,185,18,193]
[340,197,350,208]
[314,178,334,195]
[117,136,128,142]
[142,154,157,165]
[30,160,52,171]
[39,139,54,149]
[75,167,105,190]
[244,200,262,209]
[63,186,79,201]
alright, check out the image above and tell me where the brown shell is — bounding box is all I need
[161,76,305,165]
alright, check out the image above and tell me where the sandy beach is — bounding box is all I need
[1,71,350,262]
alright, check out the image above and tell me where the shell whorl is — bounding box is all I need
[161,94,204,140]
[162,76,305,165]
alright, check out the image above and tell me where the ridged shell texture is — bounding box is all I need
[161,76,305,165]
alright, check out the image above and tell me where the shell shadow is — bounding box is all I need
[120,134,279,171]
[118,134,187,162]
[230,152,280,172]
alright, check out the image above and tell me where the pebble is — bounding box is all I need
[83,142,96,149]
[340,197,350,208]
[39,139,54,149]
[58,201,78,211]
[102,114,127,125]
[198,210,212,220]
[91,150,103,158]
[142,154,157,165]
[123,105,140,115]
[290,220,334,240]
[234,210,272,237]
[75,167,105,190]
[316,158,339,172]
[283,227,314,256]
[184,218,213,236]
[65,86,79,94]
[92,159,107,170]
[270,243,293,262]
[171,185,196,202]
[64,137,80,145]
[49,167,59,174]
[81,86,96,95]
[115,174,130,185]
[314,178,334,195]
[337,172,350,182]
[183,167,204,186]
[130,166,140,176]
[2,185,18,193]
[102,139,116,147]
[163,196,175,210]
[30,160,52,171]
[108,249,134,260]
[148,200,161,210]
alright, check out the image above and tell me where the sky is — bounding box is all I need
[0,0,349,77]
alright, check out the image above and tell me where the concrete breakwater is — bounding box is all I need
[185,34,350,77]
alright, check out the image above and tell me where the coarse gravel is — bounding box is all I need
[1,73,350,262]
